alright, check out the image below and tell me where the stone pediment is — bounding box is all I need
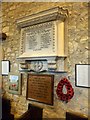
[16,7,68,28]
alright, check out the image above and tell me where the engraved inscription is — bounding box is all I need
[25,22,55,53]
[27,74,54,105]
[40,29,51,49]
[26,33,38,50]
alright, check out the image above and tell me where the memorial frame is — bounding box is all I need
[8,72,22,95]
[2,60,10,76]
[75,64,90,88]
[26,74,54,105]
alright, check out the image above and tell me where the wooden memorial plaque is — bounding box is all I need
[26,74,54,105]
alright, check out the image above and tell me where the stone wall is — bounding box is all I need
[1,2,89,119]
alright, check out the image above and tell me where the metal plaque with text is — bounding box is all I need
[26,74,54,105]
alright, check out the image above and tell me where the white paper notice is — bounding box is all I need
[2,61,9,75]
[76,65,90,87]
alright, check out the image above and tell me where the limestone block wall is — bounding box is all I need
[1,2,89,119]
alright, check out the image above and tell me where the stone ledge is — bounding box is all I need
[16,6,68,28]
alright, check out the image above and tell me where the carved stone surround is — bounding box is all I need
[16,7,68,28]
[17,7,68,72]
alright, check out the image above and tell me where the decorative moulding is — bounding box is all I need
[16,7,68,28]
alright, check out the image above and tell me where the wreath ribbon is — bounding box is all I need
[56,77,74,102]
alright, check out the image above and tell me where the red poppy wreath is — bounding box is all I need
[56,77,74,102]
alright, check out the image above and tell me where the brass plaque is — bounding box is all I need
[26,74,54,105]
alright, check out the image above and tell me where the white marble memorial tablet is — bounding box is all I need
[19,21,64,58]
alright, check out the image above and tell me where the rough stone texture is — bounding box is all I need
[2,0,90,2]
[2,2,89,119]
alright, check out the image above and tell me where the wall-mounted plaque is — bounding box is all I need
[17,7,68,59]
[75,64,90,88]
[17,7,68,72]
[19,22,57,58]
[8,73,22,94]
[26,74,54,105]
[2,60,10,76]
